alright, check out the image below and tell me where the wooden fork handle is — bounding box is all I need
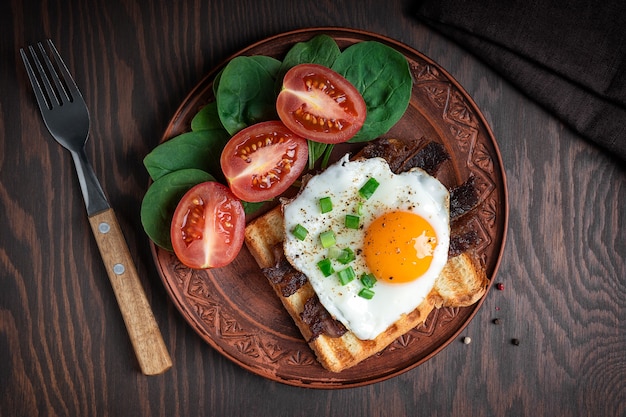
[88,208,172,375]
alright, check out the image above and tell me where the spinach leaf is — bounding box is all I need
[212,68,224,98]
[141,169,215,250]
[331,41,412,143]
[307,140,335,170]
[191,101,224,131]
[216,55,282,135]
[276,34,341,90]
[281,34,340,68]
[241,200,266,215]
[143,128,230,182]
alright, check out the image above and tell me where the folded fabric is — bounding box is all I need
[414,0,626,162]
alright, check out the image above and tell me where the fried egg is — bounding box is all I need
[282,154,450,340]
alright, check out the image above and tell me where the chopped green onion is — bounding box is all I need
[358,288,375,299]
[336,247,355,264]
[291,223,309,241]
[360,273,377,289]
[327,246,343,259]
[337,266,356,285]
[319,196,333,213]
[328,246,355,264]
[317,258,334,277]
[319,230,336,248]
[345,214,360,229]
[356,201,364,215]
[359,177,380,200]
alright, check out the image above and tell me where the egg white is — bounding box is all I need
[282,154,450,340]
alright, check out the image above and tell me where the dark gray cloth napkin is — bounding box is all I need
[414,0,626,162]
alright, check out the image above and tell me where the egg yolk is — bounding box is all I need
[363,211,438,283]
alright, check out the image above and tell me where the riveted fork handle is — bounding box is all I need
[88,208,172,375]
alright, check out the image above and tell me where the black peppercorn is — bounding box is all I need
[511,338,520,346]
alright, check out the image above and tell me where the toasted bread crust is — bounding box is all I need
[244,206,488,372]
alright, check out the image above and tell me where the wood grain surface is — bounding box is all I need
[1,0,624,416]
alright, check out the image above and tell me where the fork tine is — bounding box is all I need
[43,40,81,103]
[19,46,53,111]
[31,43,64,108]
[37,41,73,106]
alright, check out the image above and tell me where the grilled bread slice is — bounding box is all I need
[244,205,488,372]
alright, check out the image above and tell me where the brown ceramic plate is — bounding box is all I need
[152,28,508,388]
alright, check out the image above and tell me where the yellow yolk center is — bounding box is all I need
[363,211,438,283]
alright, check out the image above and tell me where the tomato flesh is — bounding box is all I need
[276,64,366,144]
[171,181,245,269]
[220,121,308,202]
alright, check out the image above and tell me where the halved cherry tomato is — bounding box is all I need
[171,181,245,269]
[276,63,366,144]
[220,121,308,202]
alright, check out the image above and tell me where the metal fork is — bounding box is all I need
[20,40,172,375]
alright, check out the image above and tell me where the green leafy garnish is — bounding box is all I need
[143,128,229,182]
[335,247,355,265]
[216,55,282,135]
[319,196,333,213]
[345,214,360,229]
[190,102,224,131]
[291,223,309,241]
[360,273,377,289]
[319,230,336,248]
[317,258,334,277]
[141,34,414,250]
[332,41,412,143]
[359,177,380,200]
[275,34,341,92]
[307,140,334,170]
[337,266,356,285]
[358,288,375,299]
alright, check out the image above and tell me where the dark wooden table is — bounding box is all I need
[2,0,625,416]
